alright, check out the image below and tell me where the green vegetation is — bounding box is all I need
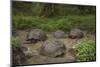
[13,2,96,16]
[75,38,96,62]
[13,15,95,32]
[12,37,21,48]
[12,1,96,63]
[12,1,96,32]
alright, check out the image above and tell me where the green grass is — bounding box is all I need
[13,15,96,32]
[12,37,21,48]
[74,38,96,62]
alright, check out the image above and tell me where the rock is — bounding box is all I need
[40,40,66,57]
[68,29,84,39]
[26,29,47,43]
[53,30,65,38]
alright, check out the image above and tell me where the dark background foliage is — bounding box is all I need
[12,1,96,32]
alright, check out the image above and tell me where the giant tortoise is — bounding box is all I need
[53,30,65,38]
[68,29,84,39]
[26,29,47,43]
[40,40,66,57]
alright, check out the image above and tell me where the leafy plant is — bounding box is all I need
[75,38,96,62]
[12,37,21,48]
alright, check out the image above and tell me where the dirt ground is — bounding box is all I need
[15,30,95,65]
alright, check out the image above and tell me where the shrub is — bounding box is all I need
[75,38,96,62]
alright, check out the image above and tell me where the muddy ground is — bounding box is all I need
[13,30,95,65]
